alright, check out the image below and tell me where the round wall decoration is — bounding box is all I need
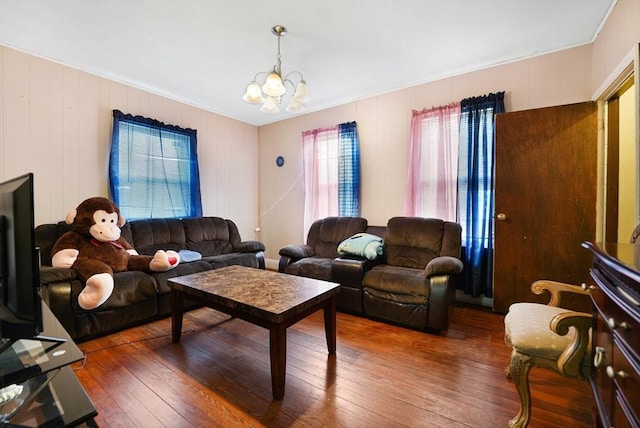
[276,156,285,167]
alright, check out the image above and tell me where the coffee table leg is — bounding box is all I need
[269,323,286,400]
[171,289,184,343]
[324,296,337,354]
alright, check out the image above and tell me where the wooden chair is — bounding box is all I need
[630,223,640,243]
[503,280,592,428]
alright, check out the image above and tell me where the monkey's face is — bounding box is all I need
[90,210,122,242]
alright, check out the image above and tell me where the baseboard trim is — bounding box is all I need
[455,289,493,308]
[265,258,279,271]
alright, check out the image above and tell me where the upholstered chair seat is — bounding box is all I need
[505,303,588,361]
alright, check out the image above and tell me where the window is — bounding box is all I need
[404,93,504,298]
[405,103,460,221]
[302,121,360,234]
[109,110,202,220]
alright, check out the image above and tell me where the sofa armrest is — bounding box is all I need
[278,256,292,273]
[279,244,315,260]
[424,256,463,278]
[39,267,80,339]
[332,256,379,287]
[278,244,315,273]
[40,266,78,284]
[233,240,266,253]
[426,275,456,330]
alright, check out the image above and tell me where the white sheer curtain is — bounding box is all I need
[302,125,339,235]
[404,103,461,221]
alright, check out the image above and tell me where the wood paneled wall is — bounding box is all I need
[0,46,259,239]
[591,0,640,95]
[1,0,637,264]
[258,1,640,267]
[257,44,594,266]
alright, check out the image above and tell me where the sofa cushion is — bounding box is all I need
[285,257,334,282]
[202,253,260,269]
[308,217,368,258]
[385,217,445,269]
[182,217,234,256]
[129,218,186,255]
[151,260,213,295]
[120,221,133,246]
[363,264,429,304]
[77,271,159,311]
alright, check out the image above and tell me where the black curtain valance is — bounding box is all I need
[112,110,197,137]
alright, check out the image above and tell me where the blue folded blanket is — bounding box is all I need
[178,249,202,263]
[338,233,384,260]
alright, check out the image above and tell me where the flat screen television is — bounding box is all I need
[0,173,42,340]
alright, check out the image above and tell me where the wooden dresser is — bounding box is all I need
[583,242,640,427]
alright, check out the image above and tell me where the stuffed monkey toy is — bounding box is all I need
[51,197,180,310]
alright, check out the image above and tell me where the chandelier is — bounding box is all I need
[242,25,310,114]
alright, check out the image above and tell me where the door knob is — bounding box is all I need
[496,213,507,221]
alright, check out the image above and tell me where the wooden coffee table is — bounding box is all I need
[168,265,340,400]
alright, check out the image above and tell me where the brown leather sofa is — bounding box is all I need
[279,216,463,332]
[36,216,265,342]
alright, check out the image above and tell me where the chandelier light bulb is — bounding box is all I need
[262,72,286,97]
[242,82,265,103]
[293,80,310,103]
[286,97,305,113]
[260,96,280,114]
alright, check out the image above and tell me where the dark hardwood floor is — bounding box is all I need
[73,303,592,427]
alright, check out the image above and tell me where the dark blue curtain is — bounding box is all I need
[338,121,361,216]
[457,92,505,297]
[109,110,202,219]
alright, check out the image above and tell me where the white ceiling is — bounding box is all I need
[0,0,616,127]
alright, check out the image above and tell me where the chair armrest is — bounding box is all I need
[38,268,80,339]
[39,266,78,284]
[279,244,315,260]
[424,256,463,278]
[531,280,589,307]
[426,275,456,330]
[550,311,592,378]
[233,240,266,253]
[332,256,379,287]
[278,245,315,272]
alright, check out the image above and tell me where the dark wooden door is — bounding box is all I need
[493,102,598,313]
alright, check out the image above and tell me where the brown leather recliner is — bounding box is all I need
[278,216,368,310]
[278,216,368,278]
[362,217,463,331]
